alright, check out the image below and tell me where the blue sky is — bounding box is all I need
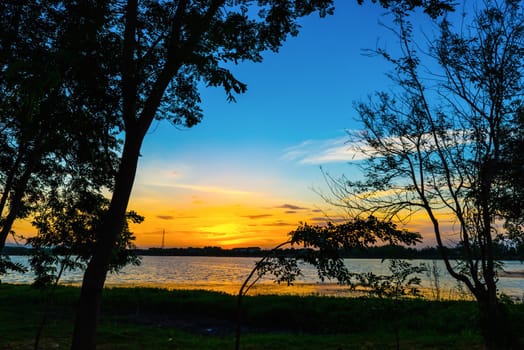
[126,0,445,248]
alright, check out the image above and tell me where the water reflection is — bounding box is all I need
[4,256,524,299]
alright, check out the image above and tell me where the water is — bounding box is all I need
[4,256,524,299]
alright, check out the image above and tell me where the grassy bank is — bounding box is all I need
[0,284,523,349]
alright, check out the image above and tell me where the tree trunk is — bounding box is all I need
[478,292,514,350]
[71,134,142,350]
[0,152,22,219]
[0,149,39,252]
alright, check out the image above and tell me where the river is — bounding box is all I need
[4,256,524,299]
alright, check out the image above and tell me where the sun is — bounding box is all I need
[198,223,242,236]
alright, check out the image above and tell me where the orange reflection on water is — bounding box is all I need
[104,281,359,297]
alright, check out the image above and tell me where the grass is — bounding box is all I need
[0,284,522,349]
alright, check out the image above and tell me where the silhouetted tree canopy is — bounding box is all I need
[0,1,122,273]
[27,188,142,289]
[325,1,523,348]
[235,216,422,349]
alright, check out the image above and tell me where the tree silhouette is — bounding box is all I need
[324,1,523,348]
[0,1,121,260]
[67,1,455,348]
[27,189,142,350]
[235,216,421,350]
[70,2,341,347]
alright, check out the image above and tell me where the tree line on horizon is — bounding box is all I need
[4,241,524,261]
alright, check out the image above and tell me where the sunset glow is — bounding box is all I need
[127,188,328,248]
[9,1,460,249]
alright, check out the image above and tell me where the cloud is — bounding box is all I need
[283,129,472,165]
[176,215,199,219]
[310,217,327,222]
[275,204,309,210]
[147,183,256,196]
[203,232,228,237]
[240,214,273,220]
[156,214,198,220]
[310,216,347,223]
[136,230,165,236]
[262,221,295,227]
[282,136,368,165]
[284,210,296,214]
[176,183,254,195]
[247,220,294,227]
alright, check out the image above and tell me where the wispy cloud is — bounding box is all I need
[156,214,198,220]
[282,136,368,165]
[310,216,347,223]
[283,129,472,166]
[149,183,256,196]
[275,204,309,210]
[257,221,295,227]
[240,214,273,220]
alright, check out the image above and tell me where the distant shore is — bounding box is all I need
[4,244,524,260]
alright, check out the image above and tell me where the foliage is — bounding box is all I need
[0,0,121,260]
[327,1,524,348]
[291,217,421,282]
[0,254,27,277]
[353,259,427,299]
[497,107,524,244]
[241,217,423,296]
[26,188,142,289]
[235,218,422,349]
[350,259,427,349]
[358,0,454,18]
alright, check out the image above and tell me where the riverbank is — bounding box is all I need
[1,284,523,349]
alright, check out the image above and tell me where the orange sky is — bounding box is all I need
[125,174,456,249]
[9,184,456,249]
[126,176,332,248]
[128,200,321,249]
[127,199,458,249]
[8,2,466,250]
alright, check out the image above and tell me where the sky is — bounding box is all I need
[11,1,458,249]
[125,1,446,249]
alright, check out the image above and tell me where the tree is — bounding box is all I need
[326,1,523,348]
[0,0,121,260]
[64,0,454,348]
[235,216,422,350]
[27,188,141,350]
[0,1,66,254]
[71,2,335,347]
[496,107,524,246]
[28,189,142,290]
